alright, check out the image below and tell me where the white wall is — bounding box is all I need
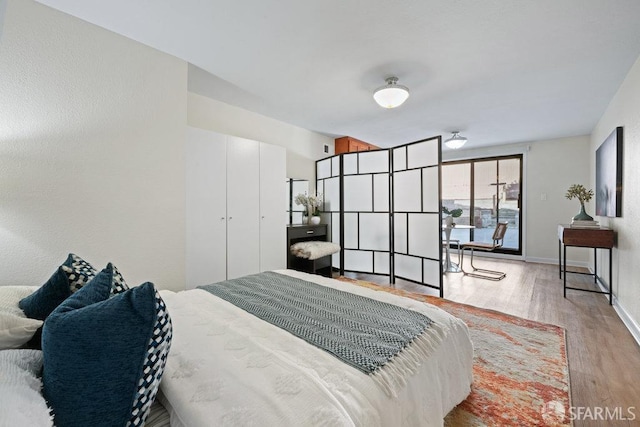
[187,92,333,187]
[0,0,187,291]
[590,53,640,336]
[525,136,592,264]
[443,135,592,265]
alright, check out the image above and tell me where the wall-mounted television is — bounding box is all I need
[595,127,623,217]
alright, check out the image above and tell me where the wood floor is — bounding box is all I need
[345,258,640,427]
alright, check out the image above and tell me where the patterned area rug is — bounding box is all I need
[337,277,571,427]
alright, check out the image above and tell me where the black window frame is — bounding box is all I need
[442,154,523,256]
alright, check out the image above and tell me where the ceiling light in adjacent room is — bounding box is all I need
[445,132,467,149]
[373,77,409,109]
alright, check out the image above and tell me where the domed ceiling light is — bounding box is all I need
[373,77,409,109]
[445,131,467,149]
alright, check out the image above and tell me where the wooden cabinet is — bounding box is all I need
[334,136,380,154]
[186,127,286,289]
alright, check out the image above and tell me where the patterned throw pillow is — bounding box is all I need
[42,266,171,427]
[60,253,97,292]
[19,255,132,322]
[129,289,172,426]
[110,263,130,296]
[19,253,97,320]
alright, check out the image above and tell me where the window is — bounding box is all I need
[442,155,522,255]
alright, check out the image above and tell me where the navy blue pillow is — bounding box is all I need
[42,266,171,427]
[19,253,97,320]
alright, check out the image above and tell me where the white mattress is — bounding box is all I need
[158,270,473,426]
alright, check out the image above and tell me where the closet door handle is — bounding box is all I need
[228,217,233,220]
[220,217,225,220]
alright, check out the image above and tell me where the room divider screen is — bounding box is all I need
[316,136,443,296]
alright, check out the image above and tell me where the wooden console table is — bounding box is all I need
[558,224,614,305]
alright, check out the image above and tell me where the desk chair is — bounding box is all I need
[460,222,508,280]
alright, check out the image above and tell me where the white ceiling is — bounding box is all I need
[36,0,640,149]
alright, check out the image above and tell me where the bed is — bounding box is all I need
[157,269,473,426]
[1,258,472,426]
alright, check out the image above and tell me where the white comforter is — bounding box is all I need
[158,270,473,427]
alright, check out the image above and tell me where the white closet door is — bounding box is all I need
[185,127,227,289]
[259,142,286,271]
[226,136,260,279]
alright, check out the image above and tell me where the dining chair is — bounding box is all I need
[460,222,508,280]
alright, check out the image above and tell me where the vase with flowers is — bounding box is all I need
[294,192,323,225]
[565,184,594,221]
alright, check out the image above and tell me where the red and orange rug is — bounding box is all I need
[338,277,571,427]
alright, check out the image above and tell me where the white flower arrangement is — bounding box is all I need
[294,193,322,216]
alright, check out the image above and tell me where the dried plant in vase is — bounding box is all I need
[294,193,323,224]
[565,184,594,221]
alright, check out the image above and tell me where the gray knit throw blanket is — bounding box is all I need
[199,271,444,397]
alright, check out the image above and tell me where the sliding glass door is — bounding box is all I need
[442,154,522,254]
[441,163,472,244]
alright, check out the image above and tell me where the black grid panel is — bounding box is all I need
[316,136,443,296]
[317,150,391,274]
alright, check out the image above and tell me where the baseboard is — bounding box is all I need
[590,270,640,347]
[614,302,640,347]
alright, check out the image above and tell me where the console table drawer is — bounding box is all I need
[558,225,614,248]
[288,225,327,240]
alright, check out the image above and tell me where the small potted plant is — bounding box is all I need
[442,205,463,227]
[565,184,594,221]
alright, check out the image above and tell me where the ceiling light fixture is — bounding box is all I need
[445,132,467,149]
[373,77,409,109]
